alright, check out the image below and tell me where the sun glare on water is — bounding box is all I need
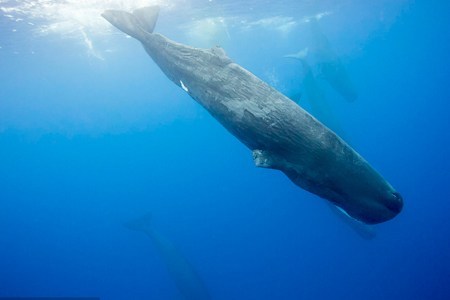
[0,0,306,58]
[0,0,177,58]
[0,0,173,36]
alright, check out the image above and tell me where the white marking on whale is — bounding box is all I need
[180,80,189,93]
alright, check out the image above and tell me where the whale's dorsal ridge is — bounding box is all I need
[209,46,233,64]
[211,46,226,57]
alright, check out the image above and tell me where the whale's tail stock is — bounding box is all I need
[102,6,160,41]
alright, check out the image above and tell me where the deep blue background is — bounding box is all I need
[1,1,449,299]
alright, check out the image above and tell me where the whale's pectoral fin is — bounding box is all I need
[102,6,159,41]
[253,149,280,169]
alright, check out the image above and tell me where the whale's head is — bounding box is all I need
[282,154,403,224]
[365,190,403,224]
[338,184,403,224]
[384,191,404,216]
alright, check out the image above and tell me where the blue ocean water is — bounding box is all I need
[1,1,449,299]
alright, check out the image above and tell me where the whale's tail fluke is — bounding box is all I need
[102,6,160,42]
[284,48,311,78]
[284,48,309,61]
[124,212,153,233]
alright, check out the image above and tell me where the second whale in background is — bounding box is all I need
[308,17,358,102]
[125,213,211,300]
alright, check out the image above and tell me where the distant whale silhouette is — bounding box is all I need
[125,213,211,300]
[102,6,403,224]
[308,17,358,102]
[284,48,344,135]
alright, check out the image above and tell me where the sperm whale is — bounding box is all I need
[102,6,403,224]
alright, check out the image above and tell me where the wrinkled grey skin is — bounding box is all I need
[102,6,403,224]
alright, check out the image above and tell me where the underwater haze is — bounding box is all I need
[1,0,449,299]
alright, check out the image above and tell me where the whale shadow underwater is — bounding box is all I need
[102,6,403,224]
[125,213,211,300]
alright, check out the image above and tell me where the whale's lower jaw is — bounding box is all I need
[331,199,401,225]
[259,157,401,225]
